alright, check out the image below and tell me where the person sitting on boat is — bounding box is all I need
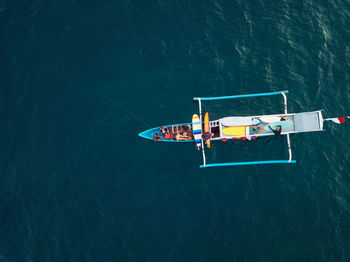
[159,126,171,139]
[160,126,169,135]
[251,126,261,134]
[175,132,191,141]
[268,125,282,135]
[163,131,171,139]
[184,125,191,131]
[202,132,214,139]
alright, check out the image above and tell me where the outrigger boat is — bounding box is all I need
[138,91,347,168]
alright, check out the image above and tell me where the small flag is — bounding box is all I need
[329,117,345,124]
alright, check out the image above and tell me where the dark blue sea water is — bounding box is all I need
[1,0,350,261]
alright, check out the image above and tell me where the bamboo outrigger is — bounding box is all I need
[138,91,345,168]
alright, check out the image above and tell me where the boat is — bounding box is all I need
[138,91,347,168]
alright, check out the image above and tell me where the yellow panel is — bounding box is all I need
[204,112,210,148]
[222,126,246,136]
[204,113,209,132]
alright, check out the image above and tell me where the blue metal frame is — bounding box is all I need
[200,160,296,168]
[194,90,289,101]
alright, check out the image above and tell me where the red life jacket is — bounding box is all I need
[164,132,171,139]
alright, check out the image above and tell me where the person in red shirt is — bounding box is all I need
[160,126,171,139]
[163,131,171,139]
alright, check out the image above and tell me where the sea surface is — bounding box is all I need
[1,0,350,261]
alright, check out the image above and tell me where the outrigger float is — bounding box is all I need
[138,91,347,168]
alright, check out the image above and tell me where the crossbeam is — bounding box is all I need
[197,98,206,167]
[193,90,289,101]
[281,91,293,163]
[200,160,296,168]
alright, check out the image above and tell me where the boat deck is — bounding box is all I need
[167,124,194,141]
[217,111,322,138]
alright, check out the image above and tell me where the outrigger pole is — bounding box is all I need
[197,98,206,167]
[193,90,296,168]
[281,92,293,162]
[194,90,289,101]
